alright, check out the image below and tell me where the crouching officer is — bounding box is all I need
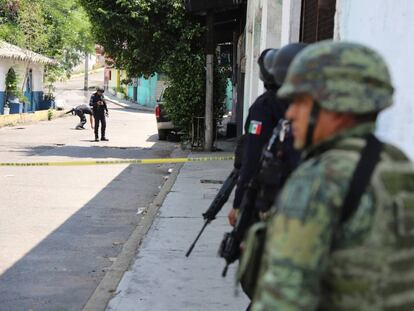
[228,48,285,226]
[89,86,109,141]
[66,104,93,129]
[251,41,414,311]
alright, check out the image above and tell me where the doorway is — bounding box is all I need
[25,69,33,111]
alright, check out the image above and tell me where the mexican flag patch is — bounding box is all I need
[248,120,262,135]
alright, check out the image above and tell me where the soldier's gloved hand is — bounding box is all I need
[228,208,239,227]
[105,112,109,117]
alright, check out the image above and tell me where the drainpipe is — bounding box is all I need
[205,10,215,151]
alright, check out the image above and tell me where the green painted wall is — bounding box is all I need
[225,78,233,111]
[127,74,158,108]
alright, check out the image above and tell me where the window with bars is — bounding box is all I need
[300,0,336,43]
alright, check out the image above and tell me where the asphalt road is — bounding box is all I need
[0,71,178,310]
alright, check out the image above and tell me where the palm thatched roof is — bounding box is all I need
[0,41,56,65]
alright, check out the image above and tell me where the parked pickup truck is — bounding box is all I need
[155,92,176,140]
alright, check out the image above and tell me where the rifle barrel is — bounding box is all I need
[185,220,209,257]
[186,169,239,258]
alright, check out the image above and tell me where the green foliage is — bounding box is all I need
[0,0,94,78]
[5,67,17,94]
[163,52,226,137]
[80,0,227,138]
[116,85,127,97]
[80,0,195,77]
[163,51,204,134]
[47,108,53,120]
[4,67,28,102]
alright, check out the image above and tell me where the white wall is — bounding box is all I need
[0,60,45,93]
[0,61,10,91]
[31,65,44,92]
[335,0,414,158]
[281,0,302,46]
[243,0,260,123]
[0,60,26,92]
[243,0,283,126]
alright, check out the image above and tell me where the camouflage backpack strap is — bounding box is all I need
[340,134,384,224]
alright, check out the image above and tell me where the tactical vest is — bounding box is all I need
[320,139,414,311]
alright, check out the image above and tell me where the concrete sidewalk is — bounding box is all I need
[106,148,249,310]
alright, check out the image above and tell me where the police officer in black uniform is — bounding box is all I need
[228,43,307,226]
[228,48,286,225]
[89,87,109,142]
[66,104,93,130]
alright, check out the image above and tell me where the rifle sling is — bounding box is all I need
[340,134,383,224]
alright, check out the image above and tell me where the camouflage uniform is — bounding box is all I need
[251,41,414,310]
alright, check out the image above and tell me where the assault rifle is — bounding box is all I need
[185,168,239,257]
[218,120,293,276]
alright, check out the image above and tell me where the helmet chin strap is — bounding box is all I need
[305,102,320,148]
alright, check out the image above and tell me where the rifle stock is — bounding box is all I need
[185,220,209,257]
[218,179,258,274]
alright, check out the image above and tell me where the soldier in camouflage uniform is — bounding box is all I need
[251,41,414,310]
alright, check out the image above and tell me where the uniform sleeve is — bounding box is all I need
[233,97,279,209]
[234,135,246,170]
[251,163,346,311]
[102,95,108,112]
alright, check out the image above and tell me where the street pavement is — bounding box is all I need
[0,72,179,310]
[106,146,250,311]
[0,69,249,310]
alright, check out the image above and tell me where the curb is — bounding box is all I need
[0,109,67,128]
[106,97,154,113]
[82,161,184,311]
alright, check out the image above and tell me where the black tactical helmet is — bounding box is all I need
[96,86,105,93]
[270,43,308,86]
[258,48,278,85]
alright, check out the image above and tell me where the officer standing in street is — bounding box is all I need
[89,86,109,142]
[251,41,414,310]
[228,48,285,226]
[65,104,94,130]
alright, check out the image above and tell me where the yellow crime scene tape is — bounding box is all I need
[0,156,235,167]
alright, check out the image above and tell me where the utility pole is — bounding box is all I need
[84,52,89,91]
[204,10,214,151]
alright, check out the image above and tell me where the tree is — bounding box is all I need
[80,0,198,76]
[0,0,94,78]
[80,0,226,141]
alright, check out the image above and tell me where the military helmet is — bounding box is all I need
[270,43,308,86]
[278,41,394,114]
[258,48,278,85]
